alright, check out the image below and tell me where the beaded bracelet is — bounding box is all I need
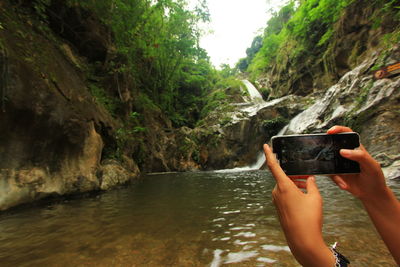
[331,242,350,267]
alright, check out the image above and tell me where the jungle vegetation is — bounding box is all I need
[25,0,400,129]
[239,0,400,80]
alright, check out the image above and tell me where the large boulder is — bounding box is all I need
[0,2,137,210]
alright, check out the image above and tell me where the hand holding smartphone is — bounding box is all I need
[271,133,360,176]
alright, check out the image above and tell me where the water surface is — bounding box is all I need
[0,171,397,266]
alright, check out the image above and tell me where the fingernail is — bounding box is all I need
[340,149,352,157]
[327,126,336,132]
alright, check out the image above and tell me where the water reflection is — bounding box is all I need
[0,171,397,266]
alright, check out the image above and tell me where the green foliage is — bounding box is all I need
[342,107,377,133]
[370,0,400,33]
[248,30,287,75]
[107,110,147,160]
[383,30,400,45]
[238,35,263,72]
[341,79,375,132]
[355,80,374,107]
[172,58,217,127]
[236,58,248,73]
[89,83,117,116]
[33,0,50,22]
[199,89,227,119]
[317,28,333,47]
[247,0,353,79]
[265,2,295,36]
[287,0,351,42]
[370,49,391,71]
[219,64,237,78]
[65,0,215,127]
[220,116,232,126]
[262,116,289,138]
[259,87,271,99]
[197,66,245,120]
[137,93,159,111]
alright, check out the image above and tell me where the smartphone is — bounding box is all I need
[271,133,360,176]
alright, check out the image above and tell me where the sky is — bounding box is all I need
[195,0,288,68]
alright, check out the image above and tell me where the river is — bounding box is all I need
[0,170,398,266]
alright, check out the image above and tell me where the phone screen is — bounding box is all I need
[271,133,360,175]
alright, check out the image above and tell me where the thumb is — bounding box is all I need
[306,176,319,195]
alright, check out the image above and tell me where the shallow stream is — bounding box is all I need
[0,170,398,266]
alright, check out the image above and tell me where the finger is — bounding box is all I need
[305,176,320,195]
[264,144,290,185]
[340,148,379,172]
[327,125,353,134]
[330,175,348,190]
[359,144,367,152]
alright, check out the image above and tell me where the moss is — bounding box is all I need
[317,28,334,47]
[88,83,117,116]
[348,40,362,66]
[342,107,378,133]
[0,42,9,110]
[136,93,159,111]
[177,134,201,164]
[220,116,232,126]
[191,149,200,163]
[341,79,378,132]
[259,87,271,99]
[262,116,289,138]
[370,50,390,71]
[355,80,374,107]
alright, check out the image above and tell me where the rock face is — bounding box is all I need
[198,48,399,177]
[196,91,310,169]
[280,50,400,179]
[0,2,139,210]
[259,0,399,99]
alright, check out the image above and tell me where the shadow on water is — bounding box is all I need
[0,170,398,266]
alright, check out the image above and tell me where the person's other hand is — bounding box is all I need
[264,144,334,266]
[327,125,388,200]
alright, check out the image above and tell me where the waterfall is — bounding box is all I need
[214,126,288,173]
[214,92,291,173]
[241,80,264,102]
[214,153,265,173]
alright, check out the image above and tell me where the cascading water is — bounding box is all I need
[241,80,264,102]
[225,122,288,172]
[229,63,374,172]
[215,152,266,173]
[240,57,400,180]
[216,64,398,177]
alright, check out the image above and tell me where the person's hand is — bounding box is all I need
[328,126,400,265]
[327,125,388,201]
[264,144,334,267]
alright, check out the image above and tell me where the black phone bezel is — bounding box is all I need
[271,133,361,176]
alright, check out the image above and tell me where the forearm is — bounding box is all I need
[292,243,335,267]
[361,187,400,265]
[287,235,335,267]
